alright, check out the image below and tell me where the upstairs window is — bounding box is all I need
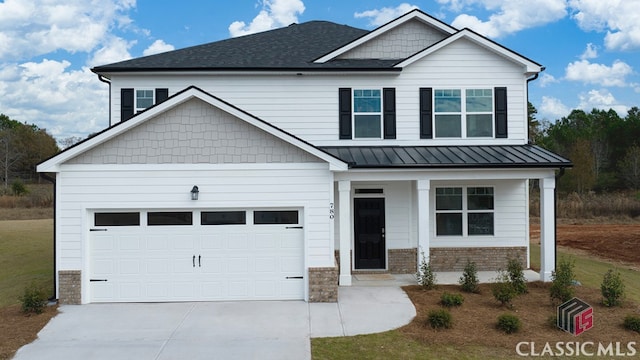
[436,186,494,236]
[353,89,382,138]
[135,90,154,113]
[121,88,169,122]
[434,88,493,138]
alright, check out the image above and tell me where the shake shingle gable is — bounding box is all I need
[92,21,402,72]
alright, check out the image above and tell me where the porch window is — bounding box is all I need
[436,187,494,236]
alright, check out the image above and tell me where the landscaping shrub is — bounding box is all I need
[623,315,640,333]
[506,258,528,294]
[440,292,464,307]
[550,258,576,303]
[20,283,47,314]
[491,275,517,308]
[459,260,479,293]
[426,309,452,329]
[601,269,625,307]
[496,313,521,334]
[417,252,437,290]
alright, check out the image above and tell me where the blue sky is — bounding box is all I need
[1,0,639,143]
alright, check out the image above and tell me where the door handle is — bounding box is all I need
[198,255,201,267]
[193,255,195,267]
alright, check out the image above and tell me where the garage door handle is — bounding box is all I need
[286,276,303,279]
[193,255,195,267]
[198,255,201,267]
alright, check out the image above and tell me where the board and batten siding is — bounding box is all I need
[108,39,532,147]
[54,164,335,274]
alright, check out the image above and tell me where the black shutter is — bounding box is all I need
[494,87,508,138]
[155,88,169,104]
[121,88,134,122]
[419,88,433,139]
[339,88,352,140]
[383,88,396,139]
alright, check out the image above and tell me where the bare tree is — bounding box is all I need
[619,145,640,189]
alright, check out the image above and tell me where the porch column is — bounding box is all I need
[338,180,352,286]
[539,176,556,282]
[417,179,430,270]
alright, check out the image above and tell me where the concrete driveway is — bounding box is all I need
[13,284,416,360]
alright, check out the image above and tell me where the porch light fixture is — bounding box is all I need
[190,186,199,200]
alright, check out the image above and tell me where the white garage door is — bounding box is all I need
[89,210,304,302]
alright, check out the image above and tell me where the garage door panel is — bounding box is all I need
[90,209,304,303]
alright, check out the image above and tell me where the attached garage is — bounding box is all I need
[89,209,305,302]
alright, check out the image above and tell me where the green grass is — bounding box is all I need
[530,244,640,303]
[0,219,53,306]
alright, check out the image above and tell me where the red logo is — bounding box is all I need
[557,298,593,335]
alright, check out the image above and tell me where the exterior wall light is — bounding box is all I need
[190,186,199,200]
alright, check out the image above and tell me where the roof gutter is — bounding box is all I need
[97,75,112,126]
[39,172,57,303]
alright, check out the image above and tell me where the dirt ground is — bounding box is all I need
[530,223,640,267]
[0,305,57,360]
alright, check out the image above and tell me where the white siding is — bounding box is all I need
[55,164,334,273]
[109,39,530,146]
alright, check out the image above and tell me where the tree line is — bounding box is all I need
[531,104,640,193]
[0,114,59,189]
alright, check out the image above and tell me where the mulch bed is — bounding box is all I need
[0,304,58,360]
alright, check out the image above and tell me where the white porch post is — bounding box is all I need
[539,176,556,282]
[338,180,352,286]
[417,179,431,270]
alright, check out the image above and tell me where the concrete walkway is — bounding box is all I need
[13,283,416,360]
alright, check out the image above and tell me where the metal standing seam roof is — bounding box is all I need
[319,145,572,169]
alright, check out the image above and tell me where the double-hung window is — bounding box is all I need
[434,88,493,138]
[353,89,382,138]
[136,89,154,113]
[436,187,494,236]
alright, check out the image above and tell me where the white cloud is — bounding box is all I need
[143,40,175,56]
[354,3,420,27]
[0,0,135,62]
[438,0,567,37]
[540,96,571,119]
[229,0,305,37]
[539,73,558,88]
[0,59,108,138]
[578,89,627,114]
[565,59,633,87]
[580,43,597,60]
[569,0,640,50]
[87,37,135,67]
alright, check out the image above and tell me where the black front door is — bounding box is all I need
[354,198,385,269]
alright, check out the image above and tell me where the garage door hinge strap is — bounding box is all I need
[90,279,108,282]
[90,229,108,232]
[286,276,304,279]
[286,226,303,229]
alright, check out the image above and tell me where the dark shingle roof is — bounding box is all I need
[92,21,401,73]
[319,145,572,169]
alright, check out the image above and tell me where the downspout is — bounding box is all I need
[555,167,566,269]
[97,75,112,127]
[40,172,57,303]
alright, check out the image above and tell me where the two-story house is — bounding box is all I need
[37,10,571,304]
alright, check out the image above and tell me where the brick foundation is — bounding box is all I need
[58,270,81,305]
[388,248,417,274]
[429,247,527,271]
[308,262,338,302]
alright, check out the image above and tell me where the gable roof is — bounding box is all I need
[91,9,540,75]
[37,87,348,172]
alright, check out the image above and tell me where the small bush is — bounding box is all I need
[440,292,464,307]
[417,252,437,290]
[426,309,453,329]
[550,258,576,303]
[623,315,640,333]
[11,180,29,196]
[459,260,479,293]
[492,274,517,308]
[506,258,528,294]
[20,283,47,314]
[601,269,625,307]
[496,314,521,334]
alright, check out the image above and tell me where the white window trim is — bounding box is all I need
[352,88,383,140]
[433,88,494,139]
[135,89,155,113]
[435,186,495,237]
